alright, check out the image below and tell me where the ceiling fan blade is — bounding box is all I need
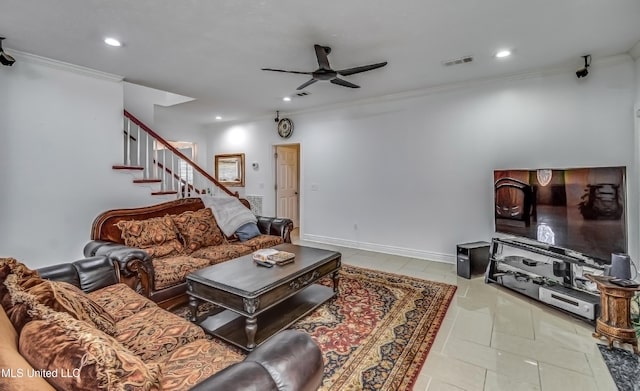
[261,68,312,75]
[330,78,360,88]
[314,45,331,70]
[337,61,388,76]
[296,78,318,90]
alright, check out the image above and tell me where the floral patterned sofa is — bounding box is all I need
[0,257,323,391]
[84,198,293,309]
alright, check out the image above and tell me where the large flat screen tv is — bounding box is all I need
[494,166,627,262]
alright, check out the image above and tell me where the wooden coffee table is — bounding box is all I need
[186,243,341,351]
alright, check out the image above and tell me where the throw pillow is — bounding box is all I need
[19,302,161,391]
[235,222,261,242]
[0,258,42,311]
[27,280,117,335]
[171,208,225,253]
[0,304,55,391]
[0,258,39,282]
[116,215,183,257]
[3,274,117,336]
[2,273,47,333]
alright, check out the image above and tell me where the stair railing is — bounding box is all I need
[121,110,238,198]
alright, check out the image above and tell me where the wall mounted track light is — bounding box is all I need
[0,37,16,66]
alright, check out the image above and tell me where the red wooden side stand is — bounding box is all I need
[586,274,639,354]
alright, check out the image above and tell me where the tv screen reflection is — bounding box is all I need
[494,166,626,262]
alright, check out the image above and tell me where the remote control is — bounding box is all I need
[255,260,274,268]
[610,278,640,288]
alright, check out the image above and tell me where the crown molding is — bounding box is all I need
[8,49,123,82]
[220,53,633,126]
[287,54,633,118]
[630,40,640,60]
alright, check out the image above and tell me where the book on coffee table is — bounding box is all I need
[253,249,295,265]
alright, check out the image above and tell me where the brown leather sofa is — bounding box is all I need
[84,198,294,309]
[0,256,323,391]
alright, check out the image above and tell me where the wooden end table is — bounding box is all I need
[187,244,341,351]
[586,274,639,354]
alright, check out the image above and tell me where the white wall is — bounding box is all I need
[206,55,638,263]
[123,82,157,126]
[633,41,640,102]
[628,42,640,275]
[123,82,208,170]
[636,59,640,101]
[206,122,276,199]
[152,111,209,171]
[1,52,634,268]
[0,54,159,268]
[634,54,640,274]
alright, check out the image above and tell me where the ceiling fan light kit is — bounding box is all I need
[262,44,387,90]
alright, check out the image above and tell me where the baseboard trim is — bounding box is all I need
[302,234,455,264]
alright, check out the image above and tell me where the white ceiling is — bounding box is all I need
[2,0,640,125]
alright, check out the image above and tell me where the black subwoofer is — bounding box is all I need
[457,241,490,279]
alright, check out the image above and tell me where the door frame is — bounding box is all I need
[274,143,300,229]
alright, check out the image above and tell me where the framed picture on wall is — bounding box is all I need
[214,153,245,187]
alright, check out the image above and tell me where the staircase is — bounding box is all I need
[114,110,237,198]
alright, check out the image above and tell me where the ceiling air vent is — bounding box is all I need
[296,91,311,97]
[442,56,474,67]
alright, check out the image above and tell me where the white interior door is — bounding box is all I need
[276,145,299,227]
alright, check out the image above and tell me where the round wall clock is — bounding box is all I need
[277,118,294,139]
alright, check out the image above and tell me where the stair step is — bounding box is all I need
[151,191,178,195]
[113,165,144,170]
[133,179,162,184]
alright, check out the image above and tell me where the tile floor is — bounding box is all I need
[292,231,620,391]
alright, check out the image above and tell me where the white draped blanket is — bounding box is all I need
[200,195,257,237]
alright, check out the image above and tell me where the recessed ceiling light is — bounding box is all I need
[104,37,122,47]
[215,116,222,120]
[495,50,511,58]
[282,97,291,102]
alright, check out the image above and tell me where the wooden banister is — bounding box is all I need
[124,110,237,198]
[155,160,204,195]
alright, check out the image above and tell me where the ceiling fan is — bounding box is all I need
[261,44,387,90]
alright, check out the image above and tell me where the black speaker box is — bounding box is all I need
[457,241,490,279]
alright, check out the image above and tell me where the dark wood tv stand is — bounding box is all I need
[486,238,607,321]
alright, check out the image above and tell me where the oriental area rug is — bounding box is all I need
[175,264,457,391]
